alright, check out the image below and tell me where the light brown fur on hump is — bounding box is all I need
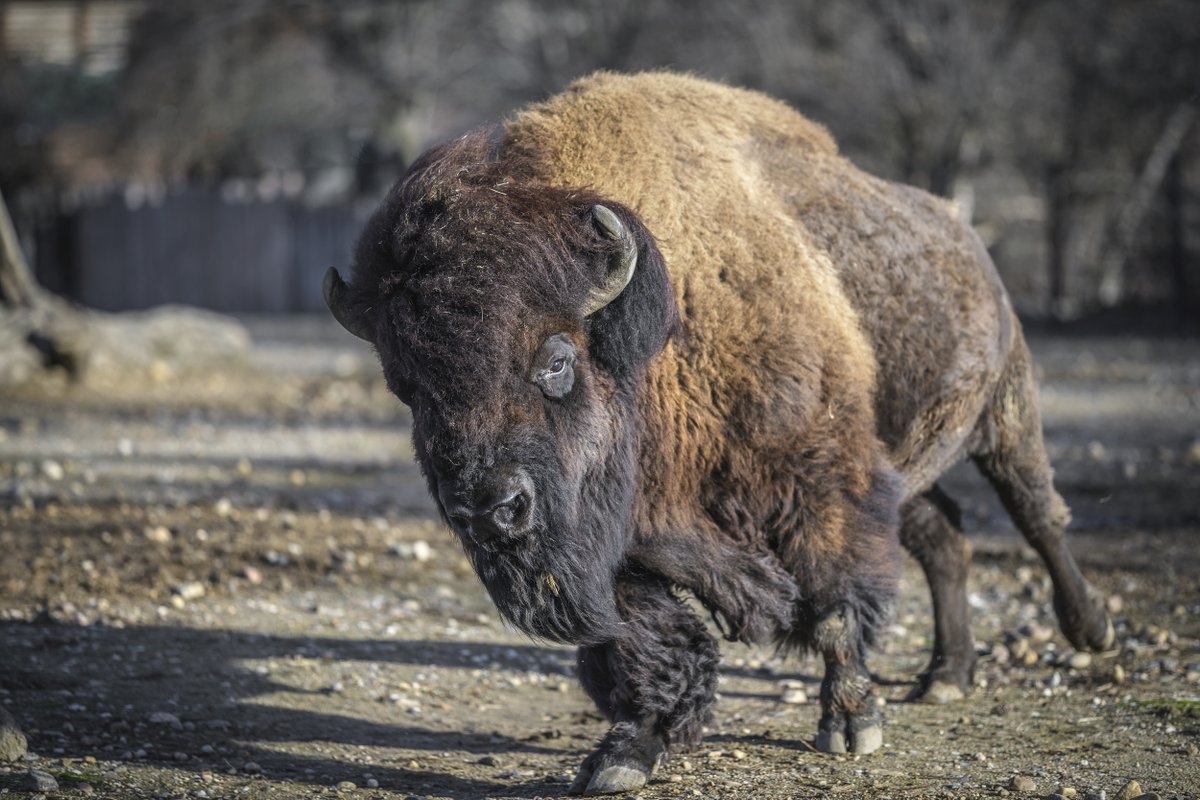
[506,71,881,494]
[505,71,1012,505]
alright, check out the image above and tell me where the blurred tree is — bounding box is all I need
[5,0,1196,322]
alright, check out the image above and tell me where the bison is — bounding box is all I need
[323,72,1114,795]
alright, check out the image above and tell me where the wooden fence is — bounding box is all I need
[34,187,372,313]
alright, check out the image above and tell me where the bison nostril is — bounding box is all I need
[481,487,530,533]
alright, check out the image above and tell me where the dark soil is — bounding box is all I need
[1,318,1197,799]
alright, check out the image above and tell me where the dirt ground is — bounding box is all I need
[1,317,1198,800]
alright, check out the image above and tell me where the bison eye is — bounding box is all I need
[532,333,577,399]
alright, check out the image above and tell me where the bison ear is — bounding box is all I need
[323,267,374,342]
[582,204,679,381]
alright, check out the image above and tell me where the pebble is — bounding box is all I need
[1023,622,1054,644]
[779,679,808,704]
[173,581,207,601]
[144,525,173,543]
[240,565,264,584]
[1106,594,1124,614]
[147,711,183,728]
[1115,781,1142,800]
[1010,775,1037,792]
[731,749,747,760]
[40,459,65,481]
[1066,652,1092,670]
[365,778,379,789]
[336,780,357,791]
[780,686,808,704]
[1056,788,1077,798]
[477,755,502,767]
[1112,664,1126,685]
[0,706,27,762]
[242,761,262,773]
[19,769,59,791]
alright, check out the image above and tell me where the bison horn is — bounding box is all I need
[323,267,373,342]
[582,204,638,316]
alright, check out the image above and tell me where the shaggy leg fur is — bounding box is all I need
[901,485,977,704]
[569,576,719,796]
[973,340,1114,653]
[812,606,883,755]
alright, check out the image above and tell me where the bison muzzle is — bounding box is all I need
[324,72,1114,795]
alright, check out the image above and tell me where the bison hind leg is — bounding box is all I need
[901,484,977,704]
[812,605,884,755]
[972,338,1113,653]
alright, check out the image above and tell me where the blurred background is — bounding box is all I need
[2,0,1199,326]
[2,5,1200,797]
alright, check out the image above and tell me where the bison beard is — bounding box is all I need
[324,71,1115,797]
[460,433,638,646]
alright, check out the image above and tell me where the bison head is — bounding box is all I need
[324,132,679,644]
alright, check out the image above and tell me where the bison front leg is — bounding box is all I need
[569,575,718,796]
[813,606,884,755]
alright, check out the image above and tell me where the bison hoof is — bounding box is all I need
[815,709,883,755]
[1057,589,1115,653]
[571,764,648,795]
[906,662,973,704]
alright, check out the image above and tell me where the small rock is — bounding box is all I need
[1067,652,1092,670]
[412,540,433,562]
[1106,594,1124,614]
[991,643,1011,665]
[1023,622,1054,644]
[40,459,65,481]
[242,760,261,773]
[1010,775,1037,792]
[365,778,379,789]
[1084,792,1106,800]
[1115,781,1142,800]
[731,749,747,760]
[148,711,183,729]
[173,581,206,601]
[1112,664,1126,685]
[1057,788,1077,798]
[477,755,502,767]
[780,687,808,704]
[0,706,28,762]
[19,769,59,791]
[144,525,172,543]
[240,566,263,584]
[1186,742,1198,757]
[706,750,724,760]
[336,780,357,791]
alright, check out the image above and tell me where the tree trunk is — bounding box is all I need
[0,189,41,308]
[1097,102,1198,306]
[1,189,89,376]
[1,189,252,390]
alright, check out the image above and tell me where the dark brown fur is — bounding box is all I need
[334,72,1112,793]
